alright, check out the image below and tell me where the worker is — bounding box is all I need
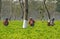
[29,17,35,26]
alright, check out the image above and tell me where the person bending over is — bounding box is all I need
[29,17,35,26]
[3,18,9,26]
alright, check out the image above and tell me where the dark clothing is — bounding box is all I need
[47,18,55,26]
[29,19,35,26]
[51,18,55,26]
[30,24,34,26]
[4,18,9,26]
[4,21,9,26]
[48,22,50,26]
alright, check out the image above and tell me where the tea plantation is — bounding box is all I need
[0,20,60,39]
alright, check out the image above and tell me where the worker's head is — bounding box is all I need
[30,17,33,20]
[52,18,55,21]
[6,18,8,21]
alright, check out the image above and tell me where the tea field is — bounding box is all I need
[0,20,60,39]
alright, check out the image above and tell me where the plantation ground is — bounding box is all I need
[0,20,60,39]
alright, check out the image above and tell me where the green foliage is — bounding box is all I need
[0,20,60,39]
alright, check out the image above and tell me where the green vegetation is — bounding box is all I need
[0,20,60,39]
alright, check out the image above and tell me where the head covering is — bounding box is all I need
[30,17,32,19]
[48,19,50,22]
[6,18,8,21]
[29,17,33,20]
